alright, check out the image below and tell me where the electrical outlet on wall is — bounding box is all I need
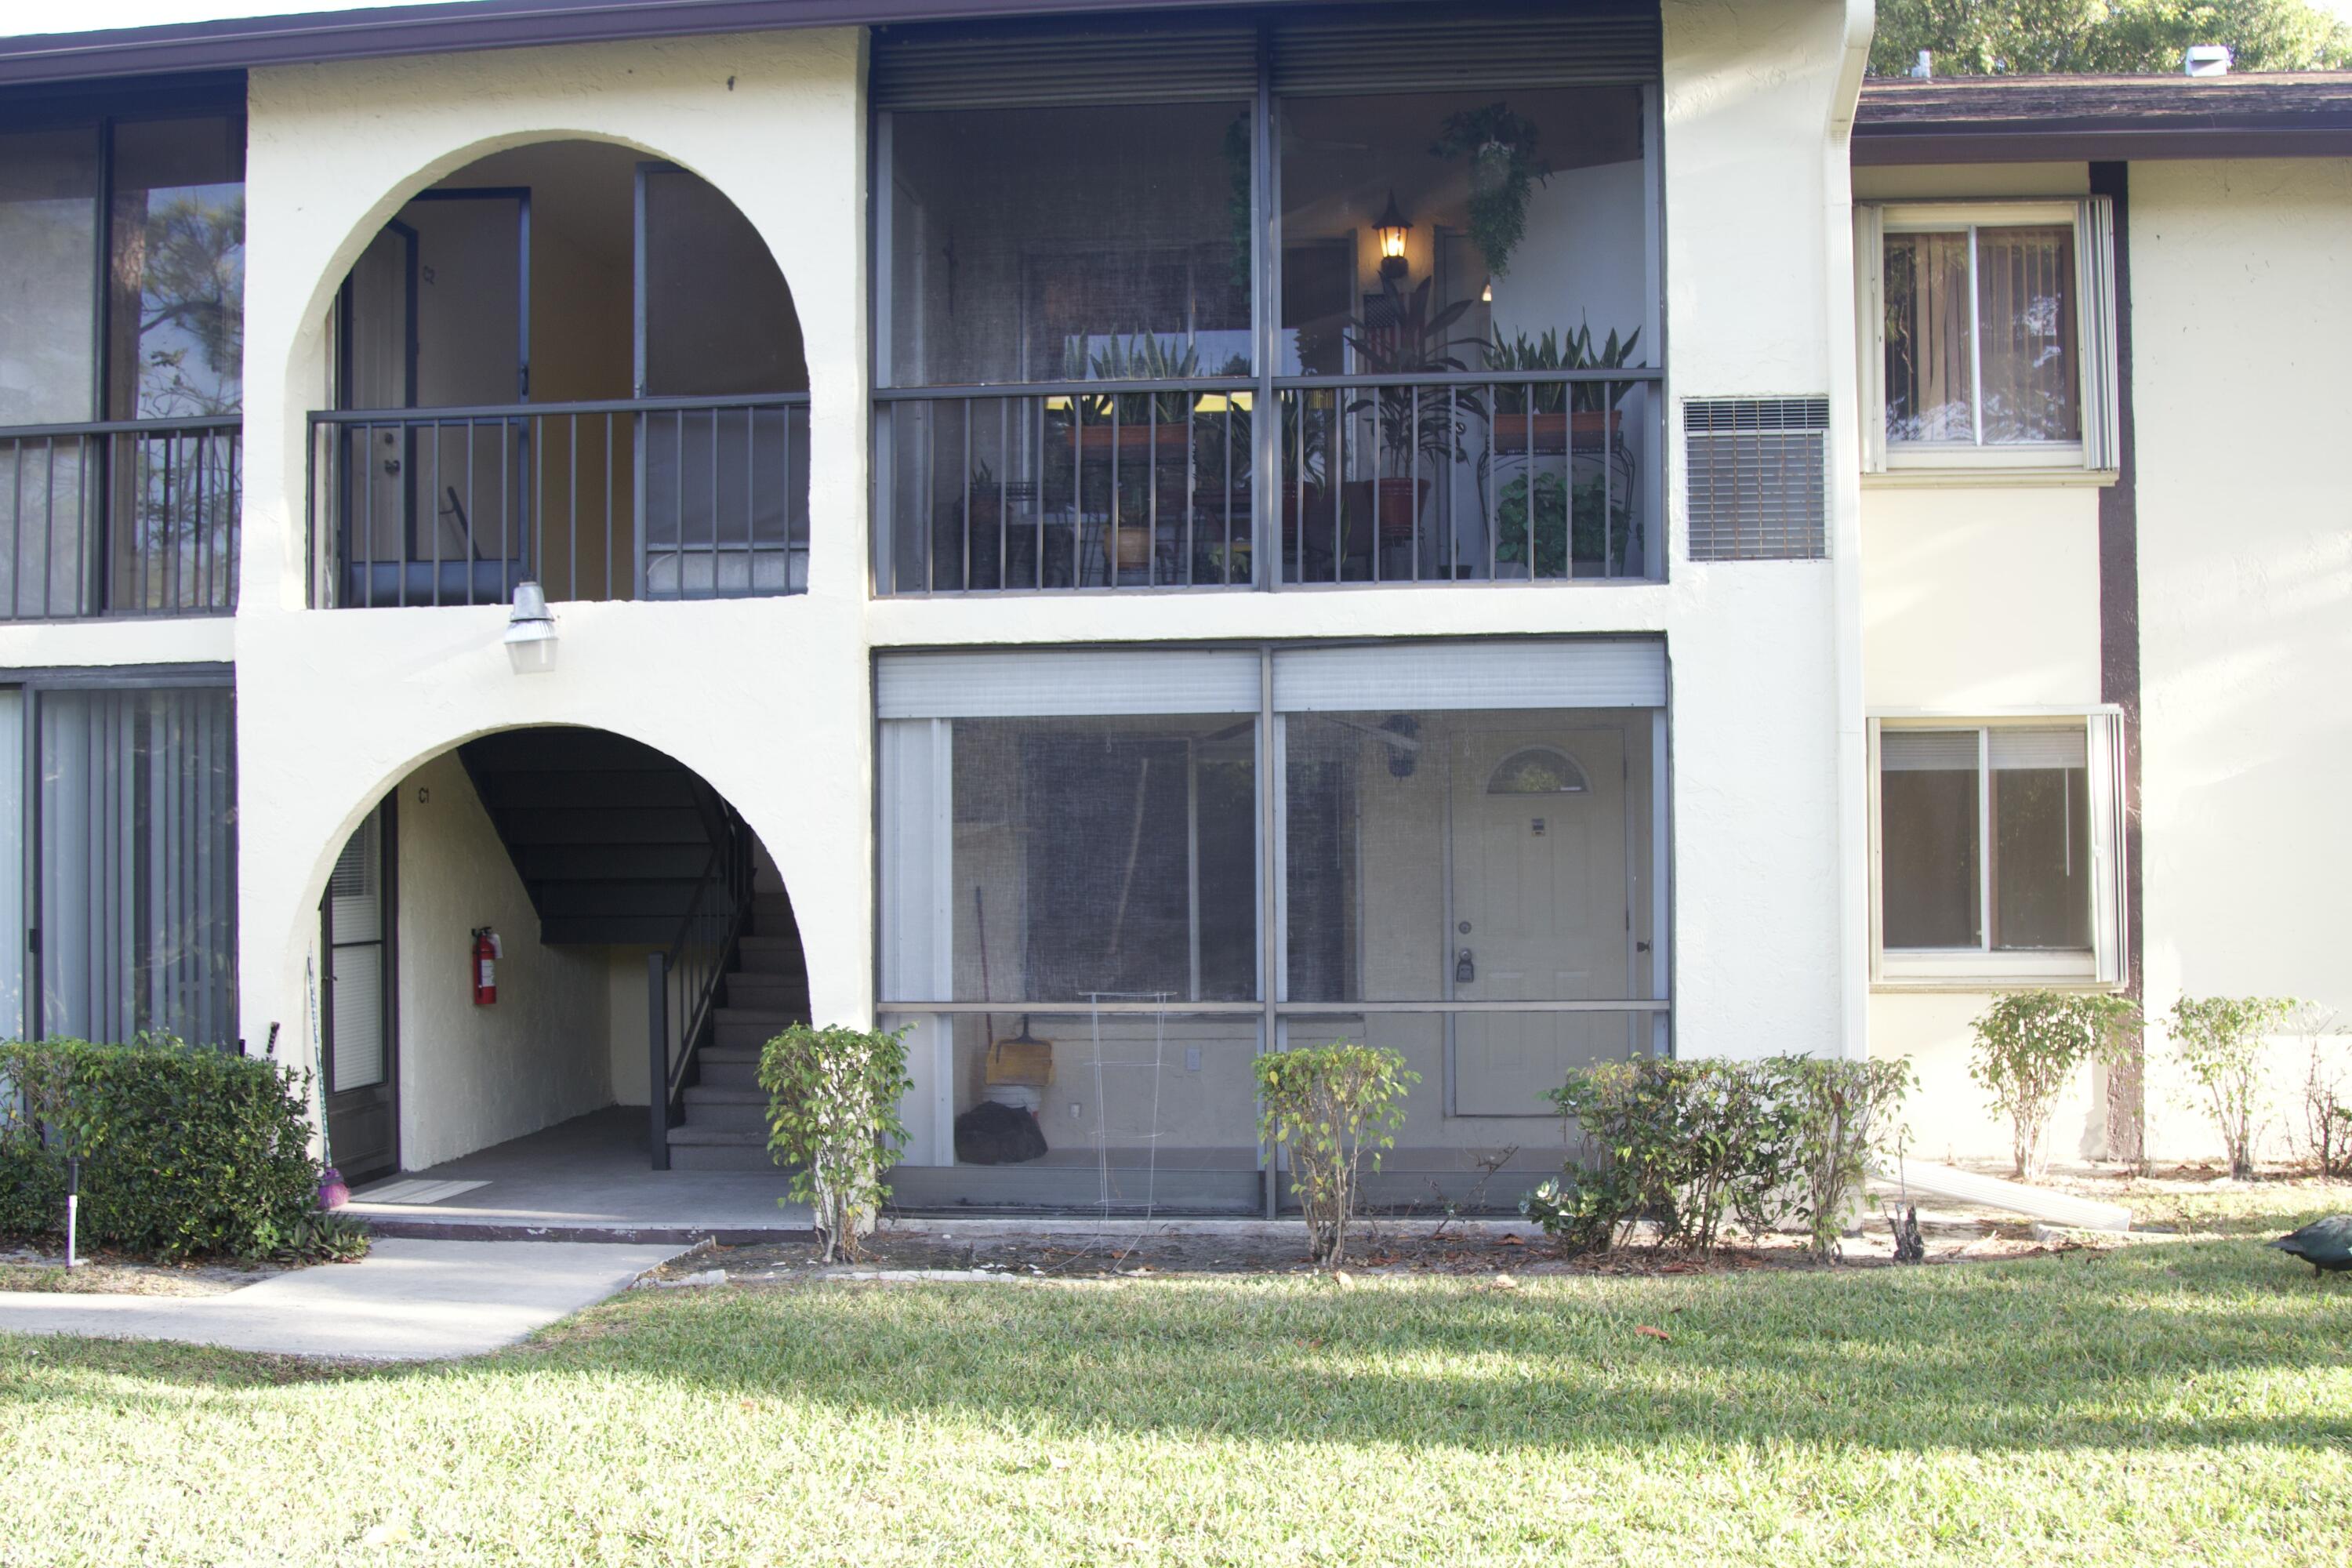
[1069,1102,1083,1121]
[1185,1046,1201,1072]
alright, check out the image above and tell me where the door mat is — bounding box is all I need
[352,1178,490,1207]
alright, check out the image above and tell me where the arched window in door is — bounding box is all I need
[1486,746,1589,796]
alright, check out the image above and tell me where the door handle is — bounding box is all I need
[1455,947,1475,985]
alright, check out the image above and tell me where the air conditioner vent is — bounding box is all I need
[1685,396,1829,562]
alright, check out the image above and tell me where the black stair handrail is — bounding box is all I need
[646,806,755,1170]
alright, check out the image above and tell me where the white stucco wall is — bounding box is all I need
[231,31,878,1136]
[395,752,612,1168]
[2130,157,2352,1163]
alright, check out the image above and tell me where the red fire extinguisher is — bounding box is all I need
[471,927,501,1006]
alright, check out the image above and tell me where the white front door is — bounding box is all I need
[1449,726,1630,1116]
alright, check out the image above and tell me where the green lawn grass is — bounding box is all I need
[5,1201,2350,1566]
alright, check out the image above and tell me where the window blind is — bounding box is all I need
[1990,728,2087,770]
[37,684,238,1049]
[1880,729,1978,771]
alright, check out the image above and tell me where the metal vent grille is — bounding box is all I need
[1685,397,1830,562]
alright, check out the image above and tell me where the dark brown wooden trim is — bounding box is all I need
[2092,159,2147,1165]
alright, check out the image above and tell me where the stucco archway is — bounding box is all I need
[308,722,807,1185]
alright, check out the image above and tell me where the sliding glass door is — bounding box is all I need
[0,677,238,1048]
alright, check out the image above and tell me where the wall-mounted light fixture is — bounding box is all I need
[503,581,557,674]
[1376,191,1412,281]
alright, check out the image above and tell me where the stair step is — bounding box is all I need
[676,1098,770,1133]
[734,938,804,975]
[668,1138,786,1172]
[724,975,808,1007]
[684,1086,767,1110]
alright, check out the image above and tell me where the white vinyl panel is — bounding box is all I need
[0,691,20,1041]
[878,718,954,1000]
[1272,640,1667,713]
[877,649,1262,718]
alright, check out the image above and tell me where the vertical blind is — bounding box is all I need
[37,685,238,1048]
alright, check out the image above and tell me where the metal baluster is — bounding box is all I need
[961,399,972,593]
[1602,379,1616,579]
[604,412,615,602]
[997,398,1010,593]
[1526,398,1537,577]
[1486,387,1497,583]
[744,405,756,599]
[1222,399,1235,586]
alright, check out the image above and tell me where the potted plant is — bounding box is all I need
[1430,103,1551,277]
[1344,277,1484,542]
[1488,321,1643,453]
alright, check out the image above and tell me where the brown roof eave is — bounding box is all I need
[0,0,1275,88]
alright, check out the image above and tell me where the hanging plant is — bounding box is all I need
[1430,103,1551,278]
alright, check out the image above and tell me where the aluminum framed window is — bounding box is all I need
[1868,711,2127,987]
[1855,198,2120,479]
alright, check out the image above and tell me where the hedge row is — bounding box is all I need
[0,1036,326,1260]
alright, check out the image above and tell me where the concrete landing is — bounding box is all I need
[0,1239,682,1360]
[347,1108,815,1243]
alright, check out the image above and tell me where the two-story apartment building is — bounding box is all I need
[1,0,2343,1211]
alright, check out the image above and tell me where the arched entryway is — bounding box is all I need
[315,139,809,609]
[318,725,807,1203]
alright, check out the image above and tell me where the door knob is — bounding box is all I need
[1455,948,1476,985]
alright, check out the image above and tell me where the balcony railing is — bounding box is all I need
[877,368,1660,592]
[1,416,241,620]
[877,378,1257,593]
[307,394,810,608]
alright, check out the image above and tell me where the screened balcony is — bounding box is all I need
[305,142,808,608]
[872,11,1662,593]
[2,106,244,620]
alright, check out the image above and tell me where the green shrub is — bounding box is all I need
[1969,991,2141,1181]
[759,1023,911,1262]
[1254,1043,1417,1267]
[1769,1055,1915,1258]
[0,1036,334,1261]
[1531,1054,1912,1260]
[2169,995,2299,1179]
[1537,1058,1795,1256]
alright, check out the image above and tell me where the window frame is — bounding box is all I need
[1867,709,2127,989]
[1857,198,2120,482]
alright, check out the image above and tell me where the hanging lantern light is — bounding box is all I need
[1375,190,1412,281]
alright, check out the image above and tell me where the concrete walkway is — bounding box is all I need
[347,1109,814,1243]
[0,1239,682,1361]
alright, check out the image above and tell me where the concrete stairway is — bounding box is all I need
[666,880,811,1171]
